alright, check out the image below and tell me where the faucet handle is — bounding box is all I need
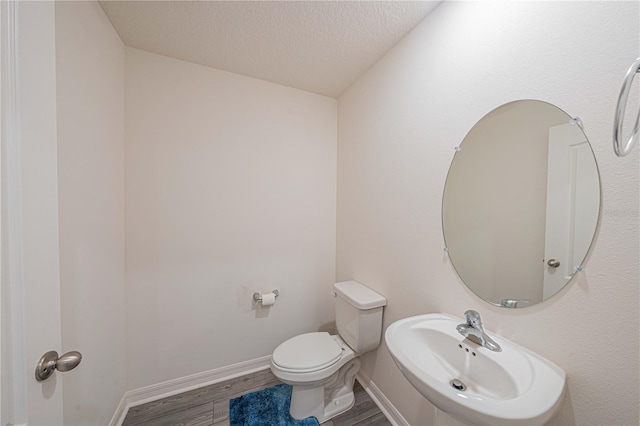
[464,310,483,329]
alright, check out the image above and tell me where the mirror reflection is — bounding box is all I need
[442,100,600,308]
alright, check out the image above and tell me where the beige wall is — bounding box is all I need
[124,48,337,389]
[56,1,126,424]
[337,2,639,425]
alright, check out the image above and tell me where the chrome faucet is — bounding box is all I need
[490,298,531,309]
[456,310,501,352]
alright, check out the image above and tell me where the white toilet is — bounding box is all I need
[270,280,386,423]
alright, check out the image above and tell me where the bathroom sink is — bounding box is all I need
[385,313,565,426]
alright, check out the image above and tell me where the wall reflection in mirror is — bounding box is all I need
[442,100,600,308]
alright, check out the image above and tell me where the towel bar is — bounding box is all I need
[613,57,640,157]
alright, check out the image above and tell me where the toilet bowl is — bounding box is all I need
[270,281,386,423]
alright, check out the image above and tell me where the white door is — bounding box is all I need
[2,1,65,424]
[543,122,600,298]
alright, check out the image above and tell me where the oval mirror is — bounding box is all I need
[442,100,600,308]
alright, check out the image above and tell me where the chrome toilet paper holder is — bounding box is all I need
[253,289,279,303]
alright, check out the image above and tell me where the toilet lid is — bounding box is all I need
[272,332,342,372]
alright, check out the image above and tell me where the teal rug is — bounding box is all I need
[229,383,320,426]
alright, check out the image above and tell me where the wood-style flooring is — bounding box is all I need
[122,369,391,426]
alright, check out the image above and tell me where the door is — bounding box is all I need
[543,122,600,298]
[2,1,64,424]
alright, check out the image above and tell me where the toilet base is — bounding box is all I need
[316,390,355,423]
[289,358,361,423]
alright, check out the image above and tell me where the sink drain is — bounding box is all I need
[450,379,466,391]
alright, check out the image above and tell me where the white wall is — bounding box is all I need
[125,48,337,389]
[337,2,639,425]
[55,1,126,424]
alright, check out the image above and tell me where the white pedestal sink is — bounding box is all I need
[385,313,565,426]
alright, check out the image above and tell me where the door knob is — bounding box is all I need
[547,259,561,268]
[35,350,82,381]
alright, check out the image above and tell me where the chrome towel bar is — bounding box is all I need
[613,57,640,157]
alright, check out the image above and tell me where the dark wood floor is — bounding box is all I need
[121,369,391,426]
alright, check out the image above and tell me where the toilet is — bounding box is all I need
[270,280,386,423]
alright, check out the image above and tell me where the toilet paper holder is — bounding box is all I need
[253,289,279,303]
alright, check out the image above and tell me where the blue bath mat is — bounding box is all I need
[229,383,320,426]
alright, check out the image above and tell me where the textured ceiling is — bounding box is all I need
[99,1,441,97]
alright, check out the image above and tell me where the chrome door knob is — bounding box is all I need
[35,350,82,381]
[547,259,561,268]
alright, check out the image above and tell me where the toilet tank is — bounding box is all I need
[334,281,387,354]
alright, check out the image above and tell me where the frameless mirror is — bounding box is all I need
[442,100,600,308]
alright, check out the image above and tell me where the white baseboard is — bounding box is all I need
[356,370,409,426]
[109,355,272,426]
[110,395,129,426]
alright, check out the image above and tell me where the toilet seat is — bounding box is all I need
[272,332,342,373]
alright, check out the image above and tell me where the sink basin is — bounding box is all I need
[385,313,565,426]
